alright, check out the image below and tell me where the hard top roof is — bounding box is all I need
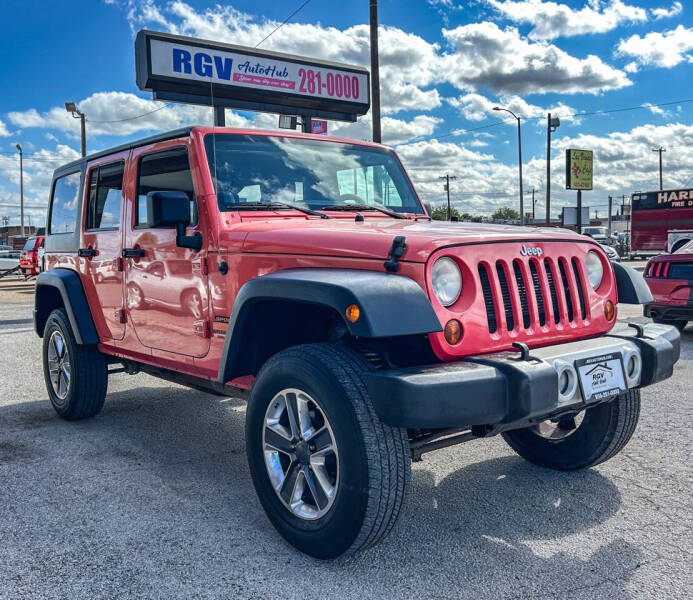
[52,126,389,177]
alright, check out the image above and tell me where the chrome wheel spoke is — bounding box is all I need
[280,460,301,504]
[264,427,293,455]
[285,392,301,441]
[308,427,333,453]
[302,466,328,511]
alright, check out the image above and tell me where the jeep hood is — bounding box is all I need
[233,218,588,263]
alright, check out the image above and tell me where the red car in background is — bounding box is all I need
[19,235,44,277]
[644,239,693,331]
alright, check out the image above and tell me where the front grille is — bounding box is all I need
[529,260,546,326]
[545,261,561,325]
[496,262,514,331]
[478,263,497,333]
[478,254,590,334]
[513,260,531,329]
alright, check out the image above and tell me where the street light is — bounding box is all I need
[546,113,560,224]
[493,106,524,224]
[15,143,24,237]
[65,102,86,157]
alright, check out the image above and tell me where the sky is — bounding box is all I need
[1,0,692,227]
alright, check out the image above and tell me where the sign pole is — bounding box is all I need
[213,105,225,127]
[577,189,582,235]
[369,0,382,143]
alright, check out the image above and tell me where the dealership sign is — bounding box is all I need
[136,30,370,121]
[565,149,594,190]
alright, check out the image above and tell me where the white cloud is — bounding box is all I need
[7,92,255,137]
[651,2,682,20]
[485,0,649,40]
[442,23,630,94]
[448,93,577,123]
[0,119,9,137]
[330,115,442,145]
[617,25,693,70]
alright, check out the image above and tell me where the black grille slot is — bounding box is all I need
[558,260,574,322]
[544,260,561,324]
[496,262,515,330]
[529,260,546,326]
[478,263,497,333]
[571,258,587,319]
[513,260,531,329]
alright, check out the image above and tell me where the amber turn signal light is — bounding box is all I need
[444,319,462,344]
[604,300,615,321]
[345,304,360,323]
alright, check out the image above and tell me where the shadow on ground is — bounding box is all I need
[0,381,646,599]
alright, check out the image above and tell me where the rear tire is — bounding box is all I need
[246,343,410,558]
[42,308,108,420]
[653,316,687,331]
[502,390,641,471]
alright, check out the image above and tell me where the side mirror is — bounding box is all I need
[146,191,202,252]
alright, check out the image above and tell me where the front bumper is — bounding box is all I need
[644,302,693,322]
[364,322,680,429]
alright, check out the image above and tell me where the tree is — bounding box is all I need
[491,207,520,221]
[431,206,460,221]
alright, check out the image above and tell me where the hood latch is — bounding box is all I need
[384,236,406,273]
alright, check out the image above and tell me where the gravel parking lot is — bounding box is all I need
[1,277,691,599]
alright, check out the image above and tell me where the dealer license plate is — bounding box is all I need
[575,353,627,403]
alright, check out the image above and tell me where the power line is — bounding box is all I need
[86,104,173,123]
[397,97,693,147]
[255,0,312,48]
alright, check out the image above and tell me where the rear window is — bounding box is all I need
[86,161,124,230]
[50,172,81,234]
[22,237,37,251]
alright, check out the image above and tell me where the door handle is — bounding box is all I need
[78,248,97,258]
[122,248,145,258]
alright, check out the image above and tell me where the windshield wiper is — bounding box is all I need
[321,203,407,219]
[233,202,330,219]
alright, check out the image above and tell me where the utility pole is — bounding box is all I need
[15,144,24,237]
[652,147,666,190]
[369,0,382,143]
[531,187,536,221]
[439,174,457,220]
[608,195,613,235]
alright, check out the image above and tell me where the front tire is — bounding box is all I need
[502,390,641,471]
[246,343,410,558]
[42,308,108,420]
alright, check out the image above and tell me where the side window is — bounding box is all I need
[86,161,124,230]
[49,172,81,234]
[136,147,197,227]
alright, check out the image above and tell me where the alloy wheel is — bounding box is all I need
[263,388,339,520]
[47,330,71,401]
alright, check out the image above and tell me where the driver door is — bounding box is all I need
[123,142,210,358]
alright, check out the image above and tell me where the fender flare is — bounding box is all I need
[217,268,442,383]
[34,269,99,344]
[612,262,653,305]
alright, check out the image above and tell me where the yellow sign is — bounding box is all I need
[566,149,593,190]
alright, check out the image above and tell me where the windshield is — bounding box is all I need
[22,238,37,251]
[584,227,607,236]
[204,134,423,214]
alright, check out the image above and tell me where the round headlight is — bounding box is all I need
[585,250,604,289]
[432,257,462,306]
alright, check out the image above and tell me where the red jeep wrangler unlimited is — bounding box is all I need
[35,127,679,558]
